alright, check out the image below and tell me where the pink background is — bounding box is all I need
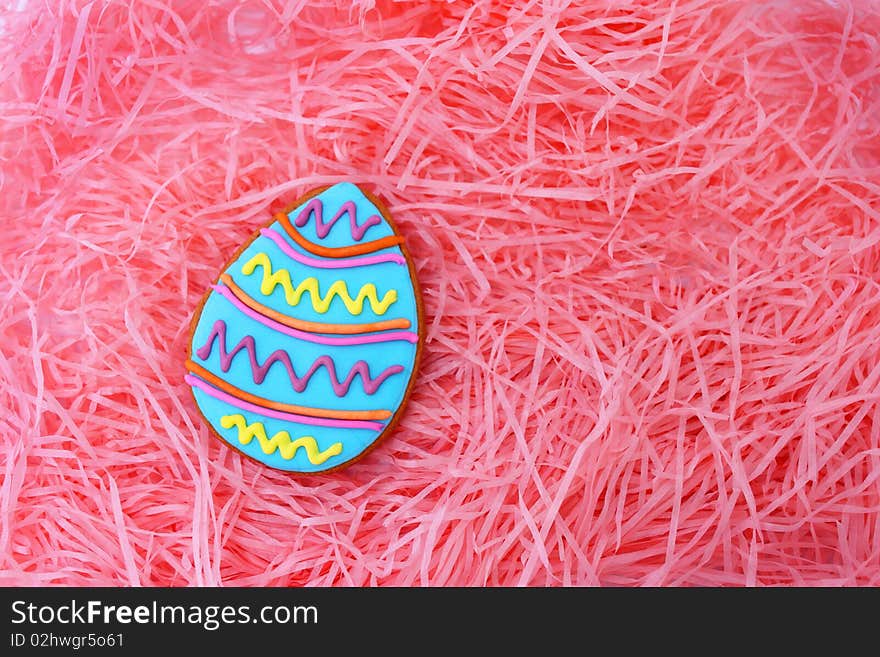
[1,0,879,585]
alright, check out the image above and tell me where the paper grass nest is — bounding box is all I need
[1,0,879,586]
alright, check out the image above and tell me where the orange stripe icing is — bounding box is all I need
[185,360,393,421]
[220,274,411,333]
[275,211,403,258]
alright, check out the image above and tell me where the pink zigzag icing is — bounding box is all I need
[293,198,383,242]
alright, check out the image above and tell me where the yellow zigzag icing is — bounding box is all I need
[220,414,343,465]
[242,252,397,315]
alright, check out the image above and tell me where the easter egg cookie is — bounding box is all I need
[186,183,423,473]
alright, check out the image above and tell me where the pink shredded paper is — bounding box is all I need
[2,0,879,586]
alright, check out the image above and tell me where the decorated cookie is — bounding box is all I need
[185,182,423,473]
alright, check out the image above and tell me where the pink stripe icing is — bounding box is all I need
[261,228,405,267]
[185,374,384,431]
[212,284,419,345]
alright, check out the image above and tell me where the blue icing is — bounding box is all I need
[191,291,416,413]
[287,181,394,247]
[191,389,377,473]
[226,225,415,325]
[188,182,420,473]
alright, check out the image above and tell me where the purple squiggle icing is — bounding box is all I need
[196,319,404,396]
